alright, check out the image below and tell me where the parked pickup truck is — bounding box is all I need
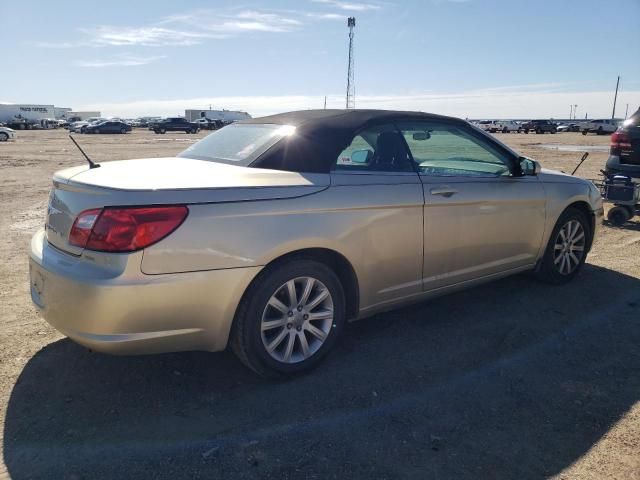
[193,118,224,130]
[521,120,557,134]
[150,117,200,134]
[582,119,619,135]
[477,120,522,133]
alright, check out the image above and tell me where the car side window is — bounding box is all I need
[397,122,514,177]
[334,124,414,172]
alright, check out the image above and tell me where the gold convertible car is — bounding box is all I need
[29,110,603,376]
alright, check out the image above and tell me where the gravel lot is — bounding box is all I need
[1,129,638,479]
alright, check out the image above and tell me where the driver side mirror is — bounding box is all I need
[520,157,541,176]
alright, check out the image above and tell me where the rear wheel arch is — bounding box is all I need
[233,247,360,330]
[262,248,359,320]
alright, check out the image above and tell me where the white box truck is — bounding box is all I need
[0,104,56,129]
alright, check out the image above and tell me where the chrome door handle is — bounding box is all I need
[430,187,458,197]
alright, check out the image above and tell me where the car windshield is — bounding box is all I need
[178,123,295,165]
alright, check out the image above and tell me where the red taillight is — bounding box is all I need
[69,206,188,252]
[610,130,632,156]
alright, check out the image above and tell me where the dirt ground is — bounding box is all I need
[0,129,638,479]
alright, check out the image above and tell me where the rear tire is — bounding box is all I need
[0,132,8,142]
[582,130,588,135]
[607,206,631,226]
[231,258,346,378]
[534,207,590,284]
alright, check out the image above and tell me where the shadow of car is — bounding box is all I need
[4,264,640,479]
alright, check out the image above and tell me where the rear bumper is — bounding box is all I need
[29,228,261,355]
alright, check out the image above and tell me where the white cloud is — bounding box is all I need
[74,54,166,68]
[35,9,303,50]
[32,41,82,49]
[311,0,382,11]
[81,26,228,47]
[75,87,640,119]
[305,12,345,20]
[101,9,303,45]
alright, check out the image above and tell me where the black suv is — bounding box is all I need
[151,117,200,134]
[606,107,640,177]
[521,120,557,134]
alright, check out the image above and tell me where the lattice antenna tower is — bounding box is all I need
[346,17,356,109]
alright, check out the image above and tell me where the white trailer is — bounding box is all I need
[0,104,56,129]
[185,109,251,123]
[64,111,102,122]
[54,107,73,119]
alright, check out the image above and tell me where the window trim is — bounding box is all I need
[395,119,520,178]
[331,122,418,174]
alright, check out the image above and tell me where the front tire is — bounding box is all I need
[534,207,590,284]
[231,258,346,378]
[0,132,8,142]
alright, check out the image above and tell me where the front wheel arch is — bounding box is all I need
[563,201,595,253]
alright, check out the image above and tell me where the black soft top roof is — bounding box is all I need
[242,109,465,173]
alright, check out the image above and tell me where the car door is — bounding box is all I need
[330,123,425,310]
[397,121,546,291]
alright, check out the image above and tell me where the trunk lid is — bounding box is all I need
[45,157,329,255]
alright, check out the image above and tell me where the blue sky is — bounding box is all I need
[1,0,639,118]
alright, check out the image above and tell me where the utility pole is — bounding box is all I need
[574,104,578,120]
[346,17,356,109]
[611,75,620,119]
[625,103,629,119]
[569,105,573,120]
[324,96,327,109]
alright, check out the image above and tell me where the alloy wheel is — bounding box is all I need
[260,276,334,364]
[553,219,586,275]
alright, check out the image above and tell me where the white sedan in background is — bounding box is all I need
[0,127,17,142]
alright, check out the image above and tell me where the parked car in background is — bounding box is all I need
[29,109,603,377]
[521,120,557,134]
[0,126,17,142]
[194,118,224,130]
[477,120,499,133]
[150,117,200,134]
[494,120,521,133]
[477,120,520,133]
[606,108,640,177]
[582,119,618,135]
[68,121,89,133]
[557,123,581,133]
[84,120,132,134]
